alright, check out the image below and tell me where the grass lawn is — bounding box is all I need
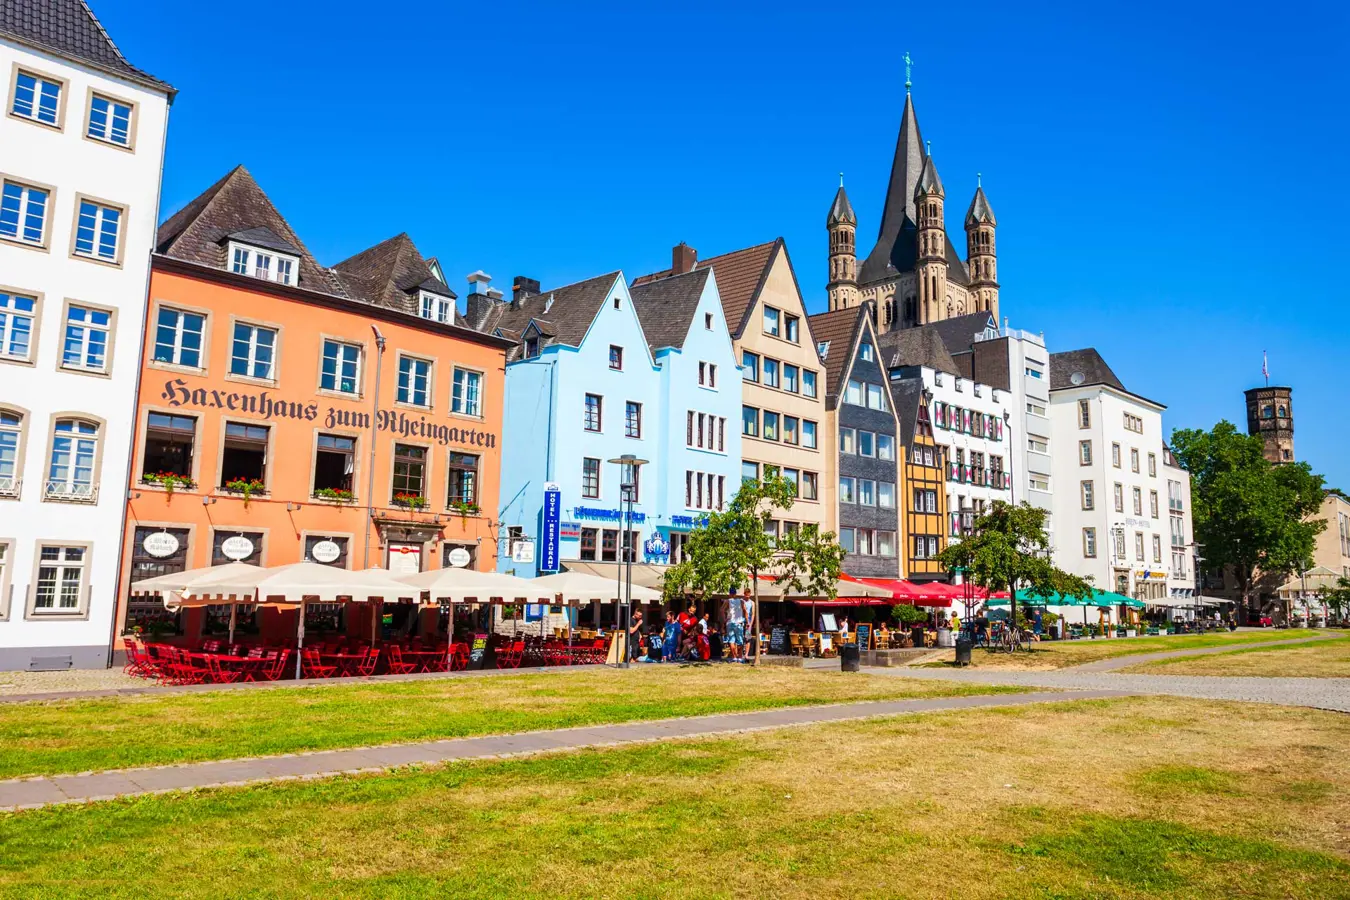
[1124,634,1350,677]
[0,667,1020,779]
[1,696,1346,898]
[924,629,1324,671]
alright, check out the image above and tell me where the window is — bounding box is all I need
[878,481,896,508]
[783,416,799,445]
[1148,453,1157,477]
[1079,440,1092,465]
[46,419,98,500]
[227,243,297,285]
[229,322,276,380]
[1029,475,1050,492]
[33,545,87,615]
[913,489,937,513]
[584,394,602,432]
[840,427,855,455]
[1134,532,1145,562]
[625,401,642,438]
[1024,365,1043,379]
[1132,486,1143,516]
[802,420,818,449]
[1114,530,1126,560]
[844,379,863,405]
[763,306,780,336]
[782,364,798,393]
[868,384,888,410]
[61,304,111,372]
[854,528,876,555]
[1,179,50,246]
[781,468,799,496]
[1083,528,1097,558]
[860,341,874,362]
[839,528,855,553]
[608,345,623,370]
[763,358,779,388]
[1081,480,1094,510]
[785,314,799,343]
[451,368,483,417]
[73,199,122,262]
[1150,490,1159,518]
[0,410,21,495]
[741,460,758,483]
[1028,437,1048,454]
[11,70,61,125]
[913,535,939,559]
[0,290,36,361]
[762,411,779,441]
[582,457,600,498]
[878,434,895,460]
[742,405,759,437]
[1261,404,1273,418]
[153,308,209,370]
[391,444,426,499]
[601,529,619,562]
[313,433,355,496]
[524,337,540,359]
[212,530,262,566]
[1112,443,1121,468]
[858,431,875,457]
[802,370,818,399]
[320,339,361,394]
[1130,448,1140,473]
[800,471,818,500]
[1124,413,1143,433]
[419,292,452,323]
[142,413,195,481]
[447,452,479,506]
[580,528,598,561]
[1077,399,1091,428]
[1027,401,1047,417]
[704,312,713,330]
[306,535,350,568]
[1113,482,1124,513]
[396,356,432,407]
[858,479,876,506]
[87,93,132,146]
[742,351,759,383]
[1152,534,1163,563]
[221,422,269,487]
[698,361,718,387]
[840,476,856,504]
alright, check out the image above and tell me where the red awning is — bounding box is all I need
[858,578,953,607]
[787,598,891,607]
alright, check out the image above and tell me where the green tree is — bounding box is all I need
[936,501,1094,630]
[1170,422,1325,615]
[663,473,845,664]
[1321,576,1350,623]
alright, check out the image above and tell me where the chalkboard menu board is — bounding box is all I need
[855,623,871,650]
[467,633,489,670]
[769,624,789,654]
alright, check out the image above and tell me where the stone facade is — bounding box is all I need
[1244,386,1294,464]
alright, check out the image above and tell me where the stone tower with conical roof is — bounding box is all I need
[826,179,859,310]
[833,75,1003,333]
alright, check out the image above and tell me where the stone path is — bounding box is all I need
[0,689,1129,811]
[1070,634,1341,672]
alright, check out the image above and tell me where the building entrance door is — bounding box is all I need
[386,542,423,575]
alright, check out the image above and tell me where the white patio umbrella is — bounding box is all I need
[136,563,266,608]
[531,571,662,604]
[397,568,553,603]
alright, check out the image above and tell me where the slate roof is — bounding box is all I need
[806,305,866,407]
[227,226,300,256]
[629,267,711,352]
[634,239,782,340]
[332,233,458,319]
[880,324,960,376]
[891,378,925,448]
[928,311,998,356]
[965,186,996,226]
[474,271,622,359]
[0,0,172,92]
[1049,348,1127,392]
[827,184,856,226]
[914,155,944,198]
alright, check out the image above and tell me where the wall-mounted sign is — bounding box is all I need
[643,534,670,560]
[540,483,562,573]
[572,506,647,524]
[670,514,709,530]
[447,547,472,568]
[142,532,180,559]
[220,535,255,561]
[1135,569,1167,581]
[310,540,341,564]
[387,542,422,575]
[559,521,582,540]
[512,540,535,564]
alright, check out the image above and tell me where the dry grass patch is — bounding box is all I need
[924,630,1325,671]
[1124,635,1350,677]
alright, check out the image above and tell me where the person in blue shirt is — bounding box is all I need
[661,611,681,662]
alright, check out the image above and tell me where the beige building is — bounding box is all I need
[1274,493,1350,621]
[636,241,830,534]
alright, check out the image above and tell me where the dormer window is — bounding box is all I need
[524,337,540,359]
[419,291,452,324]
[227,241,298,286]
[817,341,830,359]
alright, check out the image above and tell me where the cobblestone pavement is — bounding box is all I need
[0,667,141,697]
[0,689,1130,811]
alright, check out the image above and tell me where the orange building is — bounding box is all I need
[115,167,511,640]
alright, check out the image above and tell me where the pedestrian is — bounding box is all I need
[628,609,644,663]
[662,611,680,662]
[742,587,756,659]
[726,588,746,660]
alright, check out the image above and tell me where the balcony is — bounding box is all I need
[0,476,19,498]
[43,481,98,503]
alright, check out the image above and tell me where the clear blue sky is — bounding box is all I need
[100,0,1348,488]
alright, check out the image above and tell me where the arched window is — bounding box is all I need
[1261,404,1273,418]
[0,409,23,497]
[1277,405,1287,417]
[46,418,99,501]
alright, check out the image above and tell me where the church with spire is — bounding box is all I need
[826,70,1000,334]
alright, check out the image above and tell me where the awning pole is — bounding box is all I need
[295,598,306,679]
[227,603,237,646]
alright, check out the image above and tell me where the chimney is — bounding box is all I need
[512,276,540,309]
[463,271,499,330]
[672,242,697,275]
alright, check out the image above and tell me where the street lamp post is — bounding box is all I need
[608,454,648,668]
[362,325,387,569]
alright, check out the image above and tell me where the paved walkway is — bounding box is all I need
[1070,634,1340,671]
[0,688,1129,811]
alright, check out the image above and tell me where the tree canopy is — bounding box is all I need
[1170,421,1325,611]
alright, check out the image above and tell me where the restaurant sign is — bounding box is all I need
[142,531,180,559]
[220,536,254,561]
[572,506,647,524]
[310,540,342,564]
[540,483,561,573]
[670,514,709,530]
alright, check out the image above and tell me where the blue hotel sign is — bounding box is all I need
[571,506,647,524]
[541,483,562,573]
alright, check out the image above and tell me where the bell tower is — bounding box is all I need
[826,175,859,311]
[913,151,946,324]
[1244,386,1295,464]
[965,176,999,320]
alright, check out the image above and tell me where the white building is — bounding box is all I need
[982,321,1053,534]
[1048,349,1195,618]
[0,3,172,669]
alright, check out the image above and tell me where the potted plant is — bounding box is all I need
[393,492,428,510]
[142,471,195,496]
[449,499,481,520]
[222,477,266,507]
[314,487,356,503]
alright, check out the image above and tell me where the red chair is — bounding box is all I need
[356,648,380,677]
[165,648,211,685]
[449,642,470,671]
[386,644,418,675]
[205,656,242,684]
[122,639,155,679]
[301,649,337,679]
[263,650,291,681]
[495,640,525,669]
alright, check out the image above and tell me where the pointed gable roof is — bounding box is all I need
[477,271,623,358]
[332,233,457,318]
[1049,348,1127,393]
[891,378,926,448]
[965,186,996,227]
[806,304,868,407]
[634,239,788,341]
[0,0,173,93]
[929,311,998,356]
[880,323,960,376]
[155,165,342,295]
[629,268,712,352]
[914,155,944,198]
[827,184,856,226]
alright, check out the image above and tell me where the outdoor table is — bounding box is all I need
[213,654,269,682]
[321,652,369,677]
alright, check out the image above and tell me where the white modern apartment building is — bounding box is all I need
[1163,446,1195,601]
[1048,349,1194,612]
[0,3,172,669]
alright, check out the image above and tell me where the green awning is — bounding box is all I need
[994,589,1145,609]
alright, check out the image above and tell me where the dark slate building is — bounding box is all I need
[808,302,900,578]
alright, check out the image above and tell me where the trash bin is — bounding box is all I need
[937,627,953,648]
[839,642,861,672]
[911,626,926,648]
[954,637,973,666]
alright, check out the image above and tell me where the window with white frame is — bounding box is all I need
[0,290,37,361]
[858,478,876,506]
[228,242,298,286]
[0,180,50,246]
[1132,486,1143,516]
[878,434,895,460]
[87,93,132,146]
[1147,452,1157,477]
[763,306,780,336]
[420,291,452,324]
[1083,528,1097,558]
[452,368,483,417]
[858,430,875,457]
[1114,482,1124,512]
[840,476,856,504]
[229,322,277,380]
[1152,534,1162,563]
[46,419,98,500]
[73,199,122,262]
[1079,440,1092,465]
[860,341,874,361]
[844,379,863,405]
[878,481,896,508]
[785,314,799,343]
[33,545,87,614]
[320,339,362,394]
[153,307,205,368]
[1028,437,1048,454]
[698,361,717,388]
[397,356,432,407]
[782,363,798,393]
[802,370,818,398]
[61,305,111,372]
[1081,480,1094,510]
[1130,448,1140,473]
[11,70,61,125]
[840,427,855,455]
[0,410,21,496]
[1134,532,1145,562]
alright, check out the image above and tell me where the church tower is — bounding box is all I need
[913,153,947,324]
[965,179,999,319]
[1244,386,1295,463]
[826,178,859,310]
